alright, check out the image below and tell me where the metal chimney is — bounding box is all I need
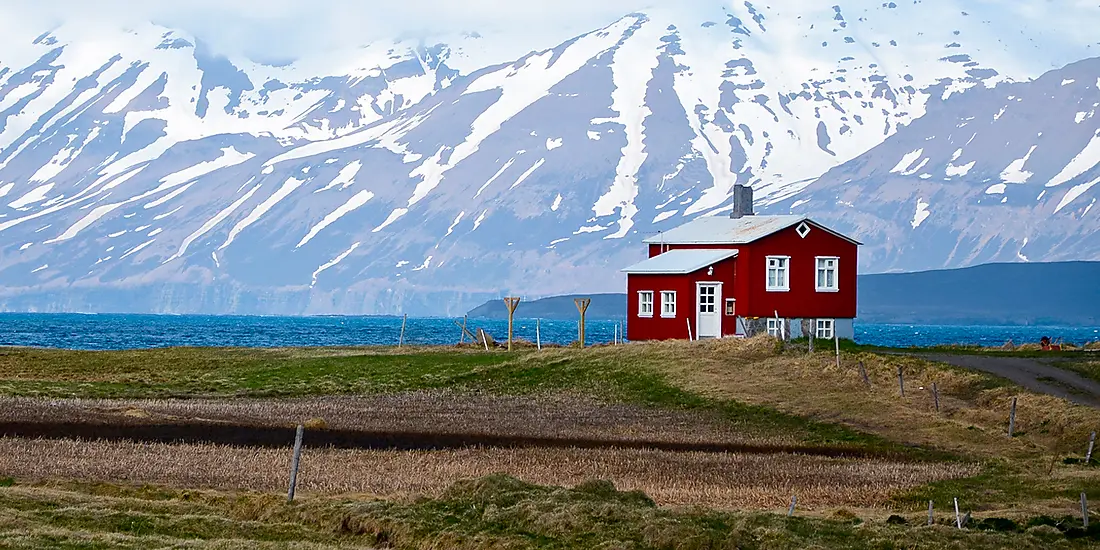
[730,184,754,219]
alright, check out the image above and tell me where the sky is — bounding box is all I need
[0,0,663,63]
[0,0,1097,66]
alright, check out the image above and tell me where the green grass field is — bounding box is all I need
[1,339,1099,548]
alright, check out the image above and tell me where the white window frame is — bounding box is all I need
[766,256,790,292]
[816,256,839,292]
[660,291,677,318]
[766,318,781,337]
[637,291,654,318]
[816,319,835,340]
[697,284,717,314]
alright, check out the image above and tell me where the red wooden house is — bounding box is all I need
[622,185,860,341]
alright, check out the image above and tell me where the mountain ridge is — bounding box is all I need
[1,1,1099,315]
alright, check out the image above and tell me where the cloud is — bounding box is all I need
[2,0,1096,67]
[0,0,662,62]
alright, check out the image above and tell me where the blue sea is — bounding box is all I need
[0,313,1097,350]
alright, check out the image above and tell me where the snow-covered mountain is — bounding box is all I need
[772,56,1100,272]
[1,1,1098,315]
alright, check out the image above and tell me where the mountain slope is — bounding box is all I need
[1,1,1099,315]
[770,57,1100,272]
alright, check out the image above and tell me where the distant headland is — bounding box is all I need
[467,261,1100,326]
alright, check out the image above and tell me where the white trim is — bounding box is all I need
[695,281,723,339]
[637,291,654,318]
[766,255,790,292]
[766,317,782,337]
[815,318,835,339]
[660,291,677,318]
[815,256,839,292]
[796,222,811,239]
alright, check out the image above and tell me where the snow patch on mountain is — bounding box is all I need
[8,184,54,209]
[1056,175,1100,213]
[1047,130,1100,187]
[311,242,360,288]
[165,185,260,262]
[911,198,931,228]
[220,177,304,250]
[590,14,662,239]
[1000,145,1037,183]
[891,150,924,174]
[315,161,362,193]
[509,158,546,190]
[298,190,375,248]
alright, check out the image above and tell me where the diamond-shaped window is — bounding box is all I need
[796,222,811,239]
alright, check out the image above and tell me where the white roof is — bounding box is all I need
[621,249,739,275]
[643,215,807,245]
[642,215,860,246]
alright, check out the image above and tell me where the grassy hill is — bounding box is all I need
[467,262,1100,325]
[2,340,1100,547]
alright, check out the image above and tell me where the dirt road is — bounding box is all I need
[918,353,1100,408]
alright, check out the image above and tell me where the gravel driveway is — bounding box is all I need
[917,353,1100,408]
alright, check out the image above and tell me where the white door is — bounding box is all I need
[696,283,721,338]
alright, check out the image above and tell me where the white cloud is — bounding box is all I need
[1,0,1097,66]
[0,0,663,63]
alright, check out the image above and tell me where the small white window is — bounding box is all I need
[816,257,839,292]
[766,256,790,292]
[796,222,811,239]
[638,291,654,318]
[816,319,835,340]
[767,318,782,338]
[660,291,677,318]
[724,298,736,316]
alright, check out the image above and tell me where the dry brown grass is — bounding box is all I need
[0,393,790,447]
[585,336,1100,459]
[0,437,976,510]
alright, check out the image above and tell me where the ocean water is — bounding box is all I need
[0,313,1097,351]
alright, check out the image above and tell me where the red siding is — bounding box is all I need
[626,256,739,341]
[630,220,857,340]
[735,223,857,319]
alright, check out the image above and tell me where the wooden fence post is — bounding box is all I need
[503,297,521,352]
[574,298,591,347]
[1008,397,1017,438]
[898,366,905,397]
[932,382,940,412]
[858,361,871,387]
[536,318,542,351]
[928,500,934,525]
[287,424,304,502]
[954,497,962,529]
[686,318,693,342]
[399,314,407,347]
[808,331,814,353]
[1087,431,1096,463]
[788,495,797,517]
[834,333,840,369]
[1083,492,1090,529]
[459,315,468,344]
